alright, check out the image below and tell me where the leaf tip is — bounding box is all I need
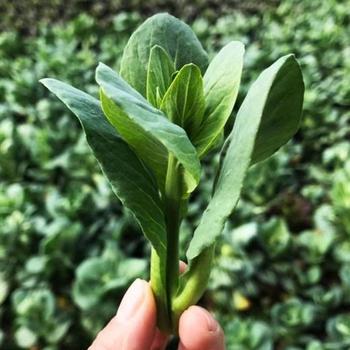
[96,61,106,69]
[281,53,298,65]
[231,40,245,50]
[39,78,59,91]
[95,62,110,84]
[95,62,117,84]
[96,62,106,74]
[39,78,50,86]
[150,44,163,51]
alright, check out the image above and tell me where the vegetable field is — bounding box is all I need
[0,0,349,349]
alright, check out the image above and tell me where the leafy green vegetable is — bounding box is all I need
[73,251,146,310]
[41,14,304,335]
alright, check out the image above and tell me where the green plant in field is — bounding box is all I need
[40,13,304,334]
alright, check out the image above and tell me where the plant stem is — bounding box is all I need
[164,153,182,330]
[151,153,215,334]
[172,245,214,327]
[150,248,170,331]
[150,153,182,333]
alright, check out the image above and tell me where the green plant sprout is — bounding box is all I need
[40,13,304,334]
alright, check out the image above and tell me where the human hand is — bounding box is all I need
[88,278,225,350]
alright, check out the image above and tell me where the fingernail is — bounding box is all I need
[197,307,218,332]
[202,309,218,332]
[116,279,146,320]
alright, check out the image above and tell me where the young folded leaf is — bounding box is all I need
[160,63,205,138]
[194,41,245,157]
[120,13,208,97]
[147,45,175,108]
[96,62,201,194]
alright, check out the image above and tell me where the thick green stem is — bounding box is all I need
[165,156,181,290]
[151,153,182,333]
[150,248,170,331]
[172,245,215,328]
[164,154,182,329]
[151,155,214,334]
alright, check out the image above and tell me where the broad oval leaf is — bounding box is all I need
[187,54,304,260]
[147,45,175,108]
[39,78,167,258]
[193,41,245,157]
[120,13,209,97]
[96,63,201,194]
[250,55,304,164]
[160,63,205,138]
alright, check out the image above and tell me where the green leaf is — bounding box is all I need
[96,63,201,194]
[250,55,304,164]
[193,41,245,157]
[120,13,208,97]
[46,321,71,344]
[161,63,205,137]
[147,45,175,108]
[15,327,37,348]
[73,254,146,309]
[39,78,167,258]
[260,218,291,257]
[187,55,304,260]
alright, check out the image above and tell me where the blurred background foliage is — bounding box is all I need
[0,0,349,349]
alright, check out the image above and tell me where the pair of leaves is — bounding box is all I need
[146,45,176,108]
[146,40,245,157]
[160,63,205,137]
[147,45,206,142]
[187,54,304,261]
[146,45,205,145]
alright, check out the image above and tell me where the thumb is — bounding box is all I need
[89,279,157,350]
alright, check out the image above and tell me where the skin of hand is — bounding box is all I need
[88,263,225,350]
